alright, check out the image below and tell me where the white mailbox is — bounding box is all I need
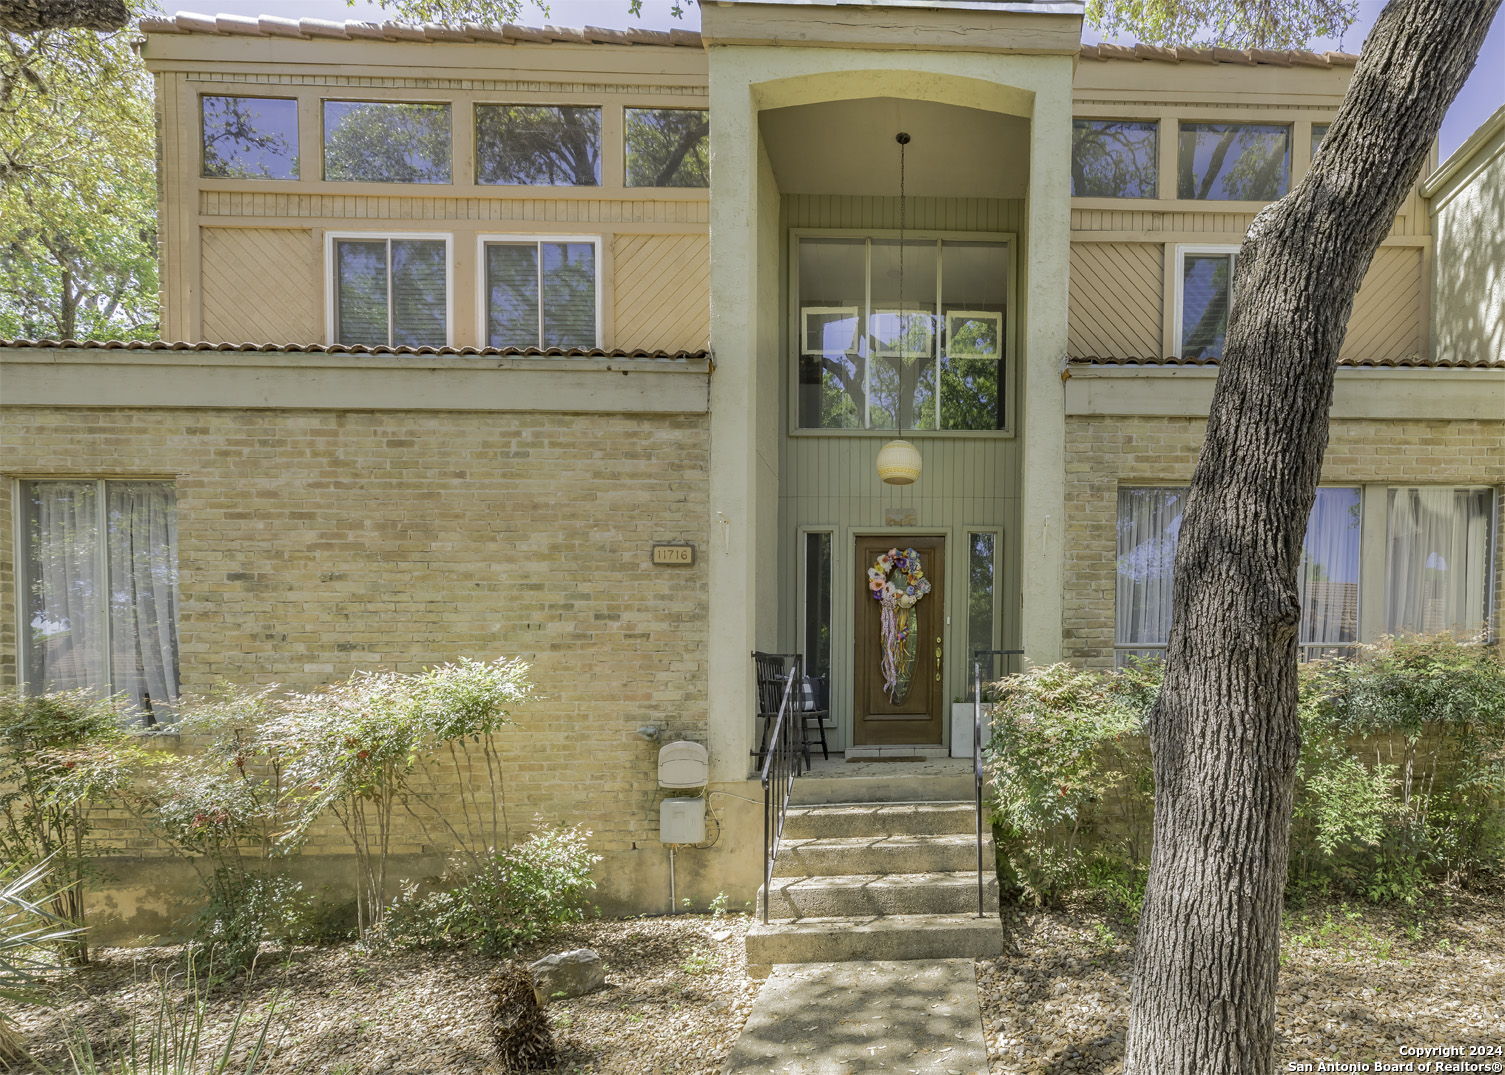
[660,797,706,844]
[658,741,708,789]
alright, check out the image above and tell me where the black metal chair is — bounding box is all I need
[752,651,830,771]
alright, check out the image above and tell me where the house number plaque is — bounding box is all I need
[652,543,696,565]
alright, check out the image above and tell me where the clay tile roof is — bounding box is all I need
[140,11,706,47]
[1066,355,1504,370]
[0,338,711,361]
[1080,41,1348,67]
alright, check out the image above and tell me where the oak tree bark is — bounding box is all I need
[0,0,127,33]
[1123,1,1501,1071]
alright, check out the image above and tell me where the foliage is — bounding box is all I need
[0,860,81,1064]
[0,25,157,339]
[985,639,1505,907]
[384,825,600,956]
[0,690,143,964]
[1084,0,1358,49]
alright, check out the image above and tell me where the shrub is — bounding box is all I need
[384,825,601,956]
[0,861,81,1064]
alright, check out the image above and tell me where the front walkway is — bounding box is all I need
[722,959,990,1074]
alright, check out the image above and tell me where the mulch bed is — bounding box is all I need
[977,889,1505,1074]
[12,914,758,1075]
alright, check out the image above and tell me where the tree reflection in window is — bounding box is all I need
[323,101,451,183]
[202,96,298,179]
[476,105,601,186]
[626,108,708,187]
[1178,123,1289,201]
[1180,251,1236,358]
[1071,119,1157,198]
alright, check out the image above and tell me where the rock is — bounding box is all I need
[529,948,606,1005]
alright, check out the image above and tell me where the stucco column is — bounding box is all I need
[1018,66,1073,665]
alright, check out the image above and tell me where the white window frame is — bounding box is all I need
[1173,243,1240,359]
[324,231,454,348]
[14,477,181,710]
[475,233,603,350]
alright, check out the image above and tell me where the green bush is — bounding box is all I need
[984,638,1505,908]
[0,861,81,1064]
[384,825,601,956]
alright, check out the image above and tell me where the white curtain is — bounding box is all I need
[1299,488,1362,647]
[1116,488,1186,649]
[1386,487,1494,638]
[107,482,180,721]
[23,482,104,694]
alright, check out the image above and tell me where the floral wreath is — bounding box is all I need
[867,547,932,608]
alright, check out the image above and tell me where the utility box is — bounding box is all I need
[660,797,706,844]
[657,741,708,789]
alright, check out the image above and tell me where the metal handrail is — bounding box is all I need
[759,666,800,925]
[973,649,1024,918]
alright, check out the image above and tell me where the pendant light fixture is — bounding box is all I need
[878,130,922,486]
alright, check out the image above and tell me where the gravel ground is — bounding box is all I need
[978,889,1505,1074]
[13,914,759,1075]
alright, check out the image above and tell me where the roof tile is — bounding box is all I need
[0,338,711,361]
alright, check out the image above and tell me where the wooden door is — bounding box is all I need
[852,535,945,745]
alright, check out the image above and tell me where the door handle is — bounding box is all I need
[935,635,943,681]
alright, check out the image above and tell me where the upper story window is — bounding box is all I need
[331,235,449,347]
[323,101,452,184]
[202,95,299,179]
[1178,122,1290,201]
[1070,119,1158,198]
[796,234,1008,432]
[625,108,709,188]
[483,238,598,349]
[1311,123,1330,160]
[1176,245,1239,358]
[20,479,179,723]
[475,105,601,186]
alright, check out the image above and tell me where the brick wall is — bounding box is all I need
[1064,415,1505,667]
[0,407,710,872]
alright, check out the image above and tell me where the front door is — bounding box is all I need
[852,535,945,745]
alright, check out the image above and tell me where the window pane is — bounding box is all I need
[1299,488,1361,646]
[475,105,601,186]
[335,240,389,346]
[1178,123,1290,201]
[540,242,597,349]
[486,244,539,348]
[797,237,867,429]
[803,532,833,685]
[22,481,105,695]
[106,482,179,721]
[1385,488,1495,637]
[1071,119,1157,197]
[1116,487,1187,647]
[390,239,447,347]
[323,101,451,183]
[870,238,938,431]
[1311,123,1329,160]
[940,241,1007,430]
[1181,253,1234,358]
[202,96,298,179]
[625,107,709,187]
[967,532,997,665]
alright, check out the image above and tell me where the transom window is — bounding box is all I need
[323,101,452,184]
[625,108,709,188]
[1178,122,1290,201]
[476,105,601,186]
[1071,119,1158,198]
[1176,245,1239,359]
[331,235,449,347]
[482,238,598,350]
[201,95,298,179]
[796,235,1009,431]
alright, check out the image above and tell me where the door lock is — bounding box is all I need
[935,635,943,681]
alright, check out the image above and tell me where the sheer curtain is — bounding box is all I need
[1386,488,1494,638]
[1116,488,1186,656]
[1299,488,1362,650]
[107,482,180,721]
[22,482,104,694]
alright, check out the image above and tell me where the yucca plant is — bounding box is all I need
[0,859,81,1066]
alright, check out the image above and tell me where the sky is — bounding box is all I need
[186,0,1502,158]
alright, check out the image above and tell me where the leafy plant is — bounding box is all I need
[384,825,601,956]
[0,860,81,1065]
[0,689,143,963]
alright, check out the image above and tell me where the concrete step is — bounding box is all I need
[760,871,999,919]
[783,801,978,840]
[774,833,989,877]
[745,913,1003,965]
[792,771,973,805]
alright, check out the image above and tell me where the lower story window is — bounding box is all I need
[1385,487,1496,638]
[20,480,180,722]
[332,235,449,347]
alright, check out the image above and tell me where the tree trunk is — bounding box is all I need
[1123,2,1499,1072]
[0,0,128,32]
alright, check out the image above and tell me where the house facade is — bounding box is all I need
[1,0,1500,926]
